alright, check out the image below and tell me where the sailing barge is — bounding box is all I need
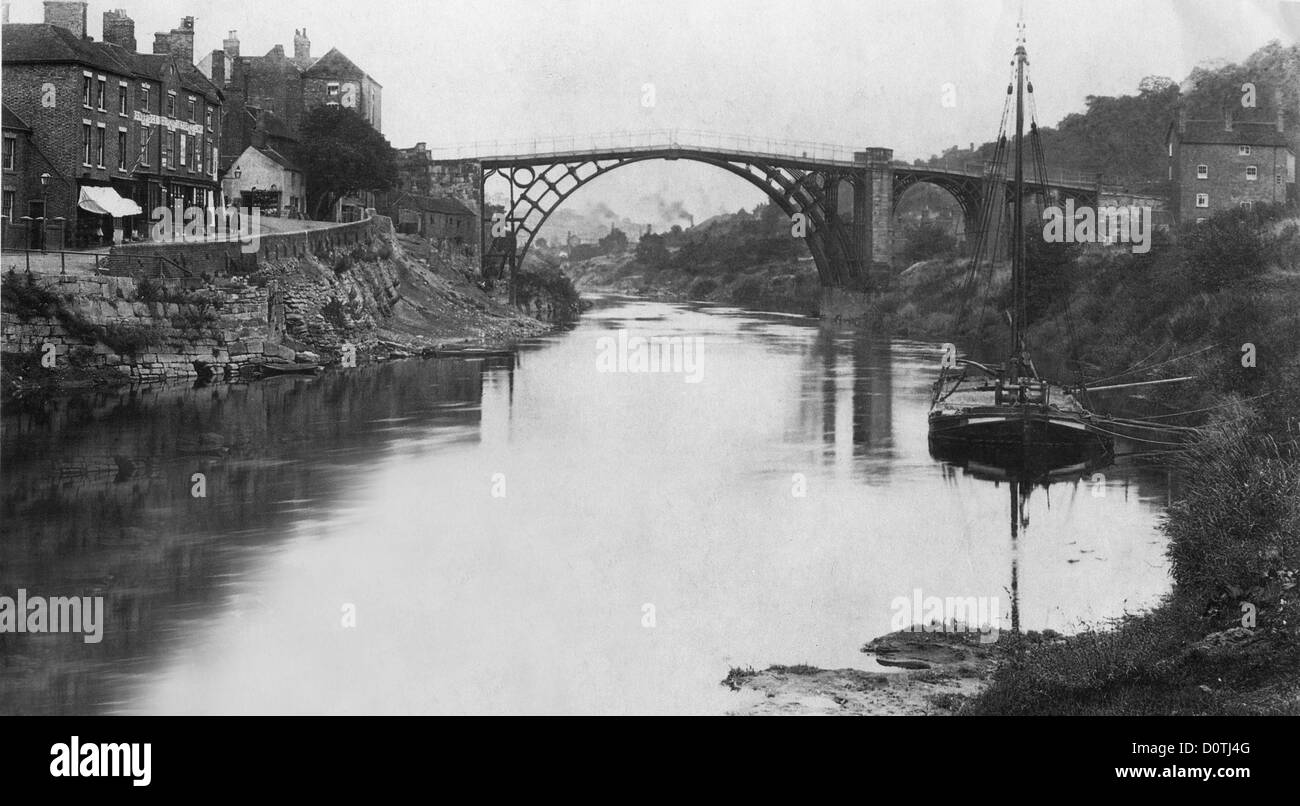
[927,28,1112,468]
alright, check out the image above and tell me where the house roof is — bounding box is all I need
[254,145,300,172]
[302,47,381,86]
[1172,120,1294,149]
[246,107,298,142]
[2,25,221,102]
[392,193,474,216]
[2,23,135,74]
[2,103,31,132]
[128,52,223,102]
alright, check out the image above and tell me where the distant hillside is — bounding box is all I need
[919,40,1300,186]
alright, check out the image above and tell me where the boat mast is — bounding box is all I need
[1011,24,1027,362]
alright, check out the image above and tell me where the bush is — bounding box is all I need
[688,278,718,299]
[97,322,163,355]
[1,270,61,319]
[730,276,765,307]
[135,276,166,303]
[322,297,348,330]
[901,220,959,264]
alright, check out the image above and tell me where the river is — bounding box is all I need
[0,295,1175,714]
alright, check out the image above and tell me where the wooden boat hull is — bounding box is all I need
[928,407,1107,449]
[928,406,1113,481]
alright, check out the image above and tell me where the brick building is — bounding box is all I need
[2,102,60,248]
[199,27,383,219]
[1167,102,1297,224]
[2,4,223,248]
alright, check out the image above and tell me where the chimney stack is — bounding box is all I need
[152,17,195,63]
[1277,88,1286,133]
[210,49,226,86]
[294,28,311,61]
[1177,104,1187,135]
[102,9,136,52]
[42,1,87,38]
[224,30,240,59]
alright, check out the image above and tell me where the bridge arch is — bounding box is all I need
[481,150,864,287]
[892,170,987,249]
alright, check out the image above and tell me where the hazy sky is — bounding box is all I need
[9,0,1298,223]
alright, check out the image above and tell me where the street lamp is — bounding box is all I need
[39,172,51,251]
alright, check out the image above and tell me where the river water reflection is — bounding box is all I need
[0,296,1174,714]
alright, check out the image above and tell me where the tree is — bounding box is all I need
[901,220,957,264]
[598,226,628,254]
[635,232,670,269]
[298,106,398,220]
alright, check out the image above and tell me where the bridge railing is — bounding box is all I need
[899,159,1100,188]
[430,129,863,164]
[433,130,1103,187]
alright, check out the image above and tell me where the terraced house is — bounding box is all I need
[1,3,222,249]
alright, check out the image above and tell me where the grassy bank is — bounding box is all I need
[940,206,1299,715]
[701,203,1300,714]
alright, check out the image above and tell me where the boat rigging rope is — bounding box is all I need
[1085,343,1221,387]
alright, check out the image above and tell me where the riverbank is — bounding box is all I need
[723,628,1001,715]
[720,203,1300,715]
[1,221,553,402]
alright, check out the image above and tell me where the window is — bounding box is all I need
[140,83,151,113]
[179,133,188,167]
[195,138,202,173]
[1167,142,1172,157]
[83,73,92,107]
[1196,164,1208,179]
[167,92,176,117]
[1239,145,1252,156]
[1195,193,1209,208]
[2,190,13,222]
[117,129,127,171]
[205,106,213,131]
[327,82,340,97]
[96,124,106,167]
[118,84,128,115]
[2,135,14,170]
[1240,201,1253,210]
[1246,165,1258,181]
[139,125,150,166]
[188,97,197,122]
[83,122,93,165]
[97,78,106,111]
[162,130,171,168]
[1196,217,1206,224]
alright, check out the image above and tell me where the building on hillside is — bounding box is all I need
[383,191,475,249]
[1,5,223,247]
[1167,102,1297,224]
[222,145,304,218]
[301,46,382,131]
[199,28,382,220]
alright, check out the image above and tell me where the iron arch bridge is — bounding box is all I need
[457,131,1100,290]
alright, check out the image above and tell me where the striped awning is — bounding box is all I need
[78,185,143,218]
